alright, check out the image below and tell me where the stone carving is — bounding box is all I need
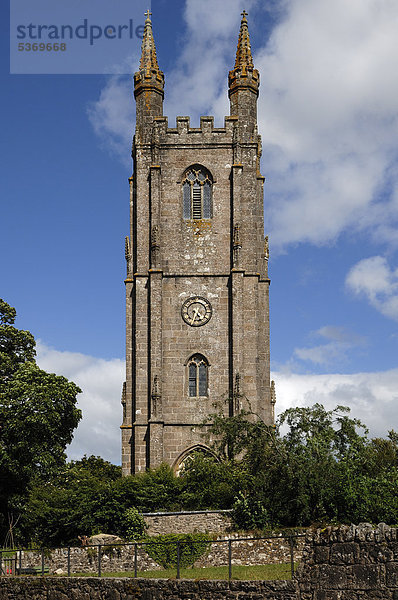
[270,380,276,421]
[263,235,269,261]
[121,381,127,423]
[151,375,161,418]
[124,237,131,276]
[151,225,160,267]
[233,223,242,267]
[234,372,242,413]
[270,380,276,405]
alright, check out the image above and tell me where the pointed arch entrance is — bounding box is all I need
[173,444,217,476]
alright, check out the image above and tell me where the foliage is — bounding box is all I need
[0,299,81,544]
[178,452,248,509]
[16,461,182,546]
[232,492,270,530]
[124,507,148,540]
[143,533,211,568]
[198,401,398,528]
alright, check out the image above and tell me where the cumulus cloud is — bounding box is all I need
[86,0,256,161]
[257,0,398,249]
[346,255,398,321]
[272,368,398,438]
[294,325,366,367]
[88,0,398,250]
[36,342,124,464]
[87,76,134,166]
[36,341,398,465]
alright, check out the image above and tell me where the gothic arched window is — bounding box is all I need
[188,354,208,397]
[182,166,213,220]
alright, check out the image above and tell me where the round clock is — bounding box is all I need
[181,296,212,327]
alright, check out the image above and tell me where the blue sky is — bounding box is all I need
[2,0,398,463]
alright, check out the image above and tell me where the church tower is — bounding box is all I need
[121,11,273,474]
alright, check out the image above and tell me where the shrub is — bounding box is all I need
[124,507,148,541]
[143,533,211,568]
[232,492,270,530]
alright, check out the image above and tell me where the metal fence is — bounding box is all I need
[0,534,305,580]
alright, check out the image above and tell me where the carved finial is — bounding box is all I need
[121,381,126,421]
[144,9,152,20]
[233,223,241,248]
[234,10,254,69]
[234,373,242,413]
[151,226,160,268]
[151,375,161,418]
[139,10,160,72]
[234,373,241,395]
[151,225,159,247]
[264,235,269,260]
[233,223,242,267]
[270,380,276,405]
[241,9,248,19]
[125,236,130,261]
[152,375,160,398]
[125,236,132,276]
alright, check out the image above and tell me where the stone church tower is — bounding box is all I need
[121,11,274,475]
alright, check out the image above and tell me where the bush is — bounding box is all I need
[143,533,211,568]
[232,492,270,530]
[124,507,148,540]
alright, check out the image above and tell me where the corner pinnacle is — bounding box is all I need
[139,10,161,72]
[234,10,254,70]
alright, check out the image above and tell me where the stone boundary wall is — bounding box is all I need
[4,535,304,575]
[0,577,297,600]
[297,522,398,599]
[2,524,398,599]
[142,509,233,535]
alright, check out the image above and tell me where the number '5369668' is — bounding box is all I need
[18,43,67,51]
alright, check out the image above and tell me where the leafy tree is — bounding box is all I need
[178,452,249,510]
[17,461,183,546]
[199,401,398,528]
[0,299,81,543]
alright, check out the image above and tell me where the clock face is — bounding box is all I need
[181,296,212,327]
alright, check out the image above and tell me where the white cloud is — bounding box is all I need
[87,0,255,160]
[346,255,398,321]
[272,368,398,438]
[87,76,134,165]
[36,342,124,464]
[36,341,398,465]
[294,325,366,366]
[257,0,398,250]
[88,0,398,251]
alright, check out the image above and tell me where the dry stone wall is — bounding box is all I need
[142,509,233,535]
[0,577,297,600]
[297,523,398,599]
[2,524,398,600]
[6,535,303,575]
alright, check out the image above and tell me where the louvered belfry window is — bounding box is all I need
[182,167,212,220]
[188,354,208,397]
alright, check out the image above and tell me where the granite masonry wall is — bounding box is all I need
[1,524,397,599]
[3,534,304,576]
[0,577,297,600]
[298,522,398,599]
[142,509,233,535]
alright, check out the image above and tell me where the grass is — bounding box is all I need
[72,562,296,580]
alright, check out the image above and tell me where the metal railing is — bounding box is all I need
[0,533,305,580]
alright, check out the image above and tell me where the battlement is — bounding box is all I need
[152,115,241,143]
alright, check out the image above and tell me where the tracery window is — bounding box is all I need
[182,166,213,219]
[188,354,208,397]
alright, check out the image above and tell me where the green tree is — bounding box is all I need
[0,299,81,543]
[201,401,398,527]
[17,461,183,546]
